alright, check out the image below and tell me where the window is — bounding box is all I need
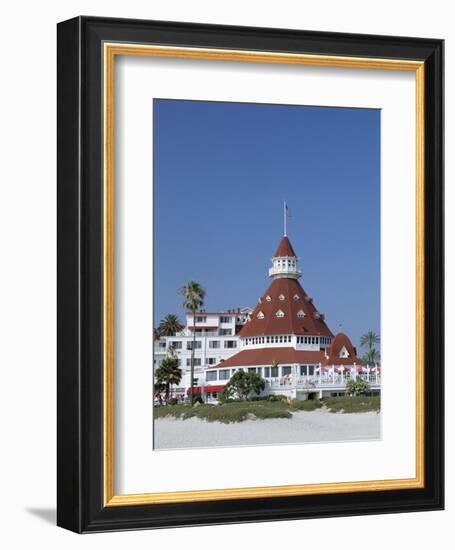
[220,316,232,323]
[257,311,264,319]
[293,294,300,301]
[271,366,278,377]
[264,367,270,377]
[219,328,232,336]
[308,365,315,375]
[207,357,216,365]
[209,340,220,349]
[187,341,202,350]
[248,367,256,373]
[278,294,285,300]
[219,369,230,380]
[195,316,206,323]
[266,337,270,343]
[282,366,292,376]
[266,295,272,301]
[300,365,307,376]
[169,341,182,349]
[314,311,321,319]
[276,309,285,318]
[297,309,306,318]
[257,367,263,377]
[158,342,166,349]
[186,358,202,366]
[224,340,237,349]
[206,371,217,381]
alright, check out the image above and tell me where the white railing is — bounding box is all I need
[267,374,381,389]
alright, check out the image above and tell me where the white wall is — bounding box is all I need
[0,0,451,548]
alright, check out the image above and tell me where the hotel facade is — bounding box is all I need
[154,235,381,401]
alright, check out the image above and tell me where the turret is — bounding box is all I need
[268,236,302,279]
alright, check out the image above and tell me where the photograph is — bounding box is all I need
[153,98,381,450]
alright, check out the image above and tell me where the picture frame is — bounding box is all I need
[57,16,444,533]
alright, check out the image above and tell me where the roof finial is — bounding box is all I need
[284,200,290,236]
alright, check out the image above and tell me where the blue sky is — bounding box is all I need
[154,99,380,349]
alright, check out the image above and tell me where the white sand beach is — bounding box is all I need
[154,409,381,450]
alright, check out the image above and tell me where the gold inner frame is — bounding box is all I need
[103,43,425,507]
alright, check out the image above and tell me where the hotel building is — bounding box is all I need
[154,235,381,401]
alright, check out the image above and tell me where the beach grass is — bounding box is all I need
[154,396,379,423]
[322,396,381,413]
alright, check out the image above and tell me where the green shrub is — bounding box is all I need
[290,399,323,411]
[267,394,287,402]
[345,376,371,397]
[322,396,380,413]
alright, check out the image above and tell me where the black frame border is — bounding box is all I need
[57,16,444,533]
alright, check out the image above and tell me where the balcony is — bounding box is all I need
[266,374,381,390]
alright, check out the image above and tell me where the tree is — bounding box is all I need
[360,331,380,351]
[345,375,371,397]
[220,370,265,401]
[155,354,182,403]
[157,314,183,337]
[179,280,206,405]
[362,348,381,366]
[360,331,380,366]
[154,380,166,405]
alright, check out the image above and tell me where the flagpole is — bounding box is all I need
[284,200,287,236]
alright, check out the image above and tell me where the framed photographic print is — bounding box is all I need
[57,16,444,532]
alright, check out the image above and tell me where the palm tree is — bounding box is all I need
[155,355,182,403]
[179,280,206,405]
[157,314,184,337]
[360,331,380,367]
[360,331,380,351]
[154,380,166,405]
[362,348,381,367]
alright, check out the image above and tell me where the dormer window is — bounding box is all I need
[278,294,285,301]
[275,309,285,318]
[266,295,272,302]
[314,312,321,319]
[258,297,262,304]
[297,309,306,318]
[257,311,265,319]
[293,294,300,301]
[339,346,349,358]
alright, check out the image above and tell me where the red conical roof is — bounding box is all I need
[273,236,297,258]
[323,333,363,365]
[239,277,333,338]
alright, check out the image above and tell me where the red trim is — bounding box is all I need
[188,326,219,329]
[187,385,225,395]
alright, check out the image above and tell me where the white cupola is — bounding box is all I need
[268,236,302,280]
